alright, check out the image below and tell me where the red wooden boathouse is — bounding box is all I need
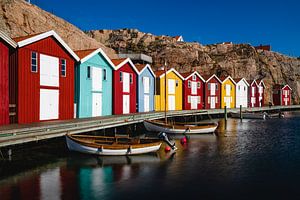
[256,79,266,107]
[0,31,17,125]
[182,71,205,110]
[203,74,222,109]
[273,84,292,106]
[10,30,79,124]
[248,80,258,107]
[111,58,139,115]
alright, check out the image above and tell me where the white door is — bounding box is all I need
[40,89,59,120]
[123,95,130,114]
[40,54,59,87]
[168,79,175,94]
[92,67,102,92]
[191,96,198,109]
[92,93,102,117]
[191,82,197,95]
[225,97,231,108]
[211,83,216,95]
[226,85,231,96]
[259,97,262,107]
[251,97,256,107]
[144,94,150,112]
[123,72,130,93]
[168,95,175,110]
[211,96,216,109]
[143,77,150,94]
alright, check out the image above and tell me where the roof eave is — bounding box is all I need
[17,30,80,61]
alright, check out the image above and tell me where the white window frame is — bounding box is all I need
[31,51,38,73]
[61,59,66,77]
[192,75,196,81]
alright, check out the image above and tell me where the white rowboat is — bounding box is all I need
[143,120,218,134]
[66,134,162,156]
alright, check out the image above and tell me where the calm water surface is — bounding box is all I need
[1,112,300,200]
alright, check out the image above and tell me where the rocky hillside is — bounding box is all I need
[88,29,300,104]
[0,0,116,57]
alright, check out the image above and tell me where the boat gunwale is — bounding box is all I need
[145,120,218,130]
[66,134,162,150]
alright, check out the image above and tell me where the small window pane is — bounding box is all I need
[188,80,191,88]
[130,74,133,84]
[87,66,91,79]
[103,69,107,80]
[120,72,123,82]
[31,52,38,72]
[61,59,66,77]
[176,80,179,87]
[197,82,201,88]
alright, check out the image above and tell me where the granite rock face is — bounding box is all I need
[88,28,300,104]
[0,0,117,57]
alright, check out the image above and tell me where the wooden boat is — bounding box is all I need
[66,134,162,156]
[266,112,285,118]
[230,112,267,119]
[143,120,218,134]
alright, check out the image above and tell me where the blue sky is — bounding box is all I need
[33,0,299,57]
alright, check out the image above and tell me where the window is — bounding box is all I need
[31,52,38,72]
[61,59,66,77]
[87,66,91,79]
[192,75,196,81]
[238,85,240,90]
[216,97,218,103]
[216,84,218,90]
[188,80,191,88]
[103,69,107,80]
[176,80,179,87]
[244,86,246,91]
[188,95,191,103]
[208,83,211,90]
[197,96,201,103]
[130,74,133,84]
[120,72,123,82]
[208,96,210,104]
[197,82,201,88]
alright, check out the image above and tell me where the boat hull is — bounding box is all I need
[143,120,217,134]
[230,112,266,119]
[66,136,162,156]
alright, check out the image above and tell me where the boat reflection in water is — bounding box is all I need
[2,113,300,199]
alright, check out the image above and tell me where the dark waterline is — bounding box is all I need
[1,112,300,200]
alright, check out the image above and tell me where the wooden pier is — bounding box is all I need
[0,105,299,148]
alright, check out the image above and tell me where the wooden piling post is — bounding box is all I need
[224,106,227,121]
[240,105,243,120]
